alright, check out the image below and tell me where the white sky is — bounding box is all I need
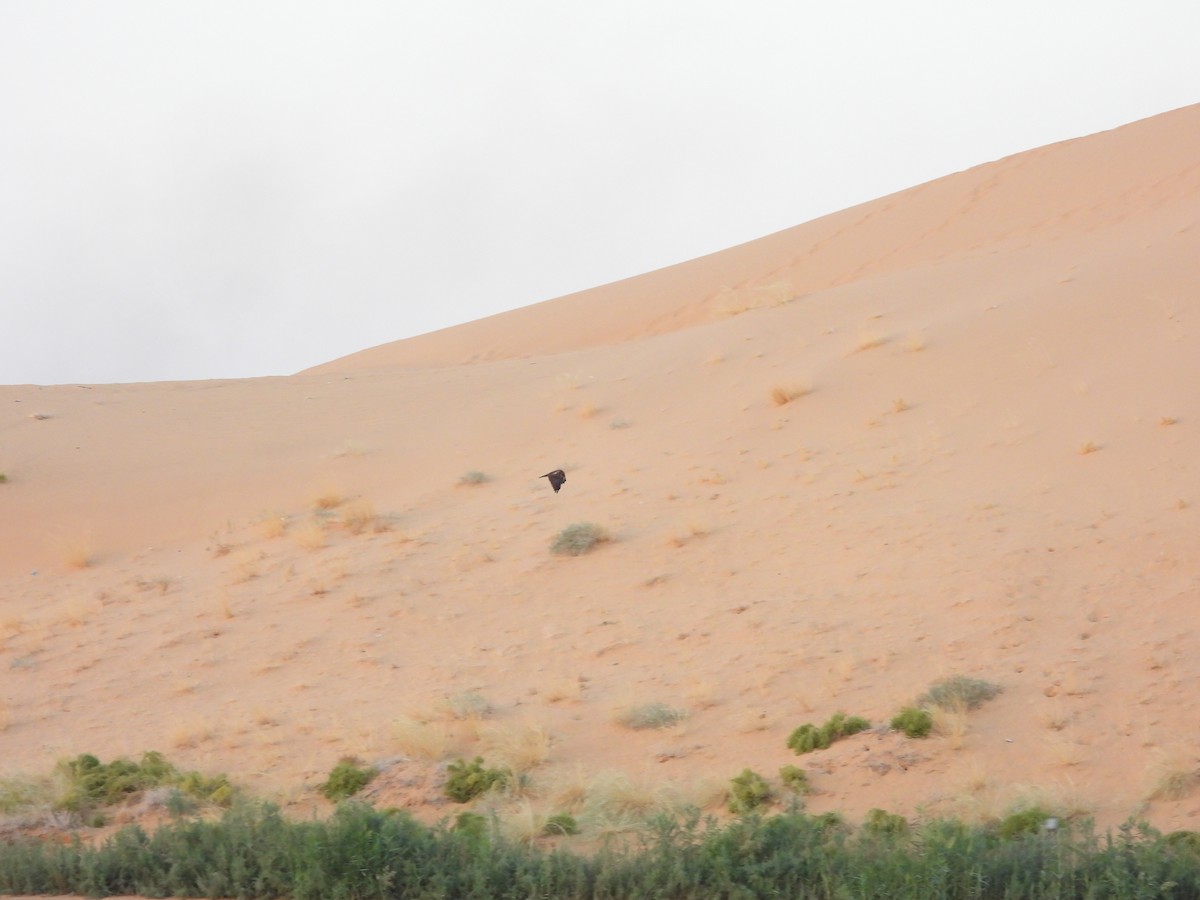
[2,1,1197,385]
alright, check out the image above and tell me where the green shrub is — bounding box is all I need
[778,765,811,795]
[0,473,7,484]
[542,813,580,836]
[444,757,510,803]
[56,751,175,812]
[920,675,1001,711]
[452,811,490,844]
[786,712,870,754]
[459,470,489,486]
[316,758,377,802]
[550,523,610,556]
[996,807,1053,839]
[616,702,686,730]
[728,769,773,815]
[890,707,933,738]
[863,808,909,836]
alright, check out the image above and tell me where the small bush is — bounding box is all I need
[996,807,1054,839]
[542,813,580,836]
[891,707,934,738]
[778,765,811,795]
[452,811,490,844]
[550,523,610,556]
[863,808,909,836]
[786,712,871,755]
[920,676,1001,711]
[459,471,489,486]
[0,473,7,484]
[54,751,235,815]
[615,703,686,731]
[728,769,772,815]
[445,757,510,803]
[317,758,377,802]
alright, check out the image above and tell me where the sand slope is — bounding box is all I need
[2,104,1199,837]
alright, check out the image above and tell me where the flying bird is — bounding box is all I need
[541,469,566,493]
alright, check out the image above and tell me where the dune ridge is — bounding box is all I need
[2,104,1198,840]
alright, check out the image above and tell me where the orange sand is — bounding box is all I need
[2,105,1199,846]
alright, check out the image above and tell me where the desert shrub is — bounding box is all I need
[786,712,870,755]
[890,706,933,738]
[446,690,495,719]
[317,758,377,802]
[920,675,1001,711]
[0,473,7,484]
[459,470,489,486]
[1164,830,1200,854]
[863,808,909,836]
[542,813,580,836]
[778,765,811,795]
[615,702,686,730]
[550,522,610,556]
[53,751,235,815]
[996,807,1054,839]
[56,751,173,812]
[728,769,773,815]
[444,757,510,803]
[452,811,490,845]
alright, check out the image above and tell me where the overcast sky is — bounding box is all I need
[2,1,1197,385]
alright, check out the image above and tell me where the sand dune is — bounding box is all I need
[2,104,1198,839]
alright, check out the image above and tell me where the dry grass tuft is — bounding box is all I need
[480,723,552,775]
[392,717,454,761]
[769,383,811,407]
[931,705,970,750]
[1145,754,1200,802]
[1078,441,1102,455]
[293,522,327,551]
[340,499,379,535]
[260,515,288,539]
[313,489,344,511]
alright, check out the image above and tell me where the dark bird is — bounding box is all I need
[541,469,566,493]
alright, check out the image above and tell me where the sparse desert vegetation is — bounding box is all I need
[550,522,610,556]
[614,702,686,731]
[786,712,871,754]
[920,675,1002,711]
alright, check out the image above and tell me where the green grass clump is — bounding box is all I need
[863,808,910,837]
[786,712,871,754]
[316,758,377,802]
[920,675,1001,710]
[728,769,773,815]
[778,765,811,795]
[890,706,934,738]
[444,757,510,803]
[0,473,7,484]
[615,702,686,730]
[542,813,580,836]
[550,522,610,556]
[996,807,1054,839]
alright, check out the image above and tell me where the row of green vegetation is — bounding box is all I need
[2,801,1199,898]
